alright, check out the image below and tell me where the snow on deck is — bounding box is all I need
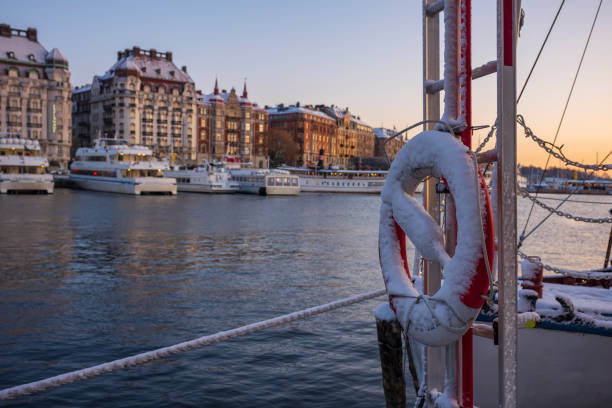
[539,283,612,317]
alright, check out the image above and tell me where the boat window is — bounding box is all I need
[291,178,299,186]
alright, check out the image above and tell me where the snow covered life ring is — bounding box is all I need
[379,130,494,346]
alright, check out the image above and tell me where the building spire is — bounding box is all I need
[214,77,219,95]
[242,78,248,98]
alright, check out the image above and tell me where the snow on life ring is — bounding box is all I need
[379,130,494,346]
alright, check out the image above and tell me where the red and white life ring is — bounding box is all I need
[379,130,494,346]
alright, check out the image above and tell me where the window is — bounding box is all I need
[6,51,16,59]
[259,124,264,132]
[245,123,250,131]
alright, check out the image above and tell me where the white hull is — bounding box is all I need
[177,183,238,194]
[474,326,612,407]
[298,177,422,194]
[69,175,176,195]
[0,178,54,194]
[299,176,384,193]
[237,183,300,196]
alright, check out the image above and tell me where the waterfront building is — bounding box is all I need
[267,104,337,167]
[373,127,404,159]
[0,24,72,169]
[197,80,268,166]
[71,84,91,157]
[316,105,375,168]
[74,46,197,163]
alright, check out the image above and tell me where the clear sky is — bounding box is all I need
[4,0,611,169]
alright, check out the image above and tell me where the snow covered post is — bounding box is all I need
[375,304,406,408]
[520,257,543,298]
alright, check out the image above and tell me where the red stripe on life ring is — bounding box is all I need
[394,219,411,280]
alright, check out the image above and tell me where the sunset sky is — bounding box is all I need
[4,0,611,168]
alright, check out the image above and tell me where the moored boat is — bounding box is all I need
[164,161,239,193]
[230,168,300,196]
[0,137,53,194]
[278,166,388,194]
[69,139,176,195]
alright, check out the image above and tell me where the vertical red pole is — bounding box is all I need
[460,0,474,407]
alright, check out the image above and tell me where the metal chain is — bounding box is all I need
[517,115,610,171]
[518,250,612,280]
[474,121,497,153]
[518,188,612,224]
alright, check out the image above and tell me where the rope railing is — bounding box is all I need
[0,289,386,401]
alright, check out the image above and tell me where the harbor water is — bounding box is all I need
[1,190,610,407]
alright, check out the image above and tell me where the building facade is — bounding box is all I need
[0,24,72,169]
[373,127,405,159]
[74,46,197,162]
[316,105,374,168]
[71,84,90,157]
[196,80,268,166]
[267,104,337,167]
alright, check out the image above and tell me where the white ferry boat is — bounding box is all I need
[164,161,239,193]
[0,137,53,194]
[69,139,176,195]
[279,166,387,194]
[230,168,300,196]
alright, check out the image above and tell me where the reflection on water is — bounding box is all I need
[0,190,610,407]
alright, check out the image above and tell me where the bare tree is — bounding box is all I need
[265,128,299,167]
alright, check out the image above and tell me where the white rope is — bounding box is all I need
[0,289,386,401]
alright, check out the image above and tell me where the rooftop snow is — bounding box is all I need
[101,55,194,83]
[0,34,48,64]
[73,84,92,94]
[373,128,396,139]
[325,106,370,126]
[267,106,334,121]
[46,47,67,64]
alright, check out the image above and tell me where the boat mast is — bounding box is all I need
[496,0,519,406]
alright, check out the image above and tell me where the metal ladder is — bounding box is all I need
[421,1,518,407]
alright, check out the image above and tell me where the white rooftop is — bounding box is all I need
[267,106,334,121]
[0,34,47,64]
[101,54,194,83]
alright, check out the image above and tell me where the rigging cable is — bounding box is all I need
[519,0,604,247]
[516,0,566,104]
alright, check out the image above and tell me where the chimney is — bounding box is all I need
[181,65,187,73]
[26,28,37,42]
[166,51,172,62]
[0,24,10,37]
[133,46,141,56]
[150,48,157,58]
[117,51,123,61]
